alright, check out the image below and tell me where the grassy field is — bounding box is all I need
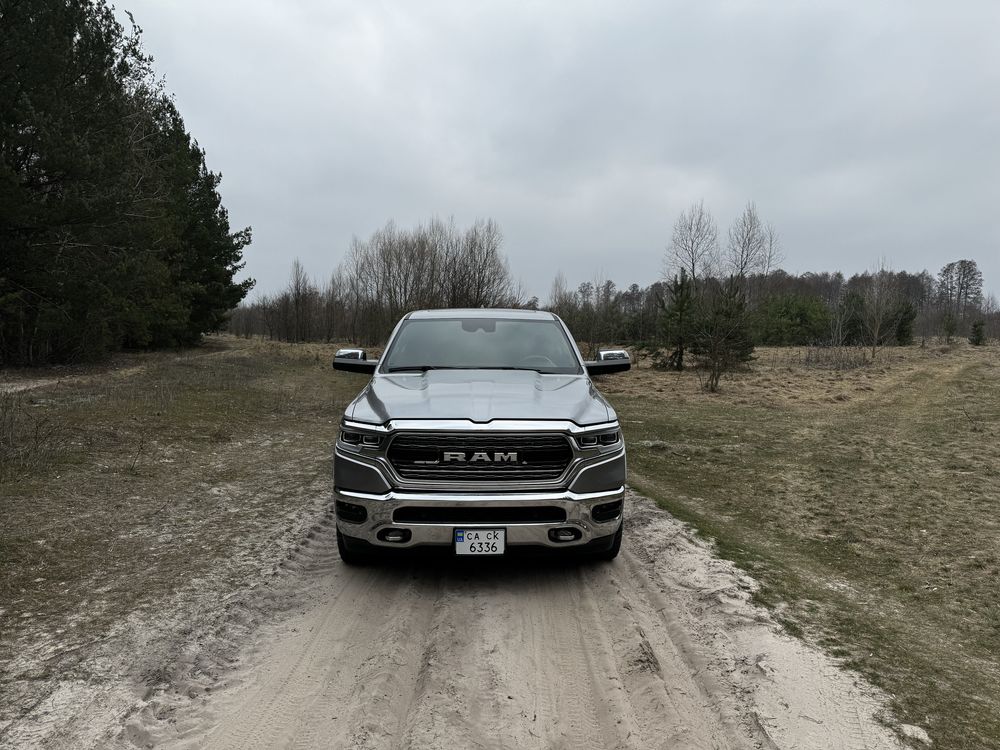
[0,337,367,732]
[601,343,1000,750]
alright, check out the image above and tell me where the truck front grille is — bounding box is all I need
[387,433,572,482]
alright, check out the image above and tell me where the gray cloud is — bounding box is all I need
[120,0,1000,299]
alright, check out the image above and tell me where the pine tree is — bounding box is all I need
[660,269,694,370]
[0,0,253,365]
[969,321,986,346]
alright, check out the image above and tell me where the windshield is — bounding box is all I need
[381,318,582,375]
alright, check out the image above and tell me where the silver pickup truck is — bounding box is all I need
[331,309,630,563]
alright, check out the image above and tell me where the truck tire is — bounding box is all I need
[596,523,623,561]
[337,529,373,566]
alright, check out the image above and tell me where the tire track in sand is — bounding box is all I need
[201,568,395,750]
[145,493,905,750]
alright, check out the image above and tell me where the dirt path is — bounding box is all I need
[0,337,237,395]
[124,493,903,750]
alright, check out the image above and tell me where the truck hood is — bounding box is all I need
[346,369,614,426]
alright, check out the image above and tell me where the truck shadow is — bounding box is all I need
[348,549,613,584]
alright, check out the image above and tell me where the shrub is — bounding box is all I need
[691,278,754,392]
[0,393,67,480]
[969,321,986,346]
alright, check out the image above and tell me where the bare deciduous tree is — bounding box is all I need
[287,259,317,342]
[726,202,768,279]
[762,222,782,278]
[984,294,1000,341]
[230,217,523,345]
[666,200,718,283]
[827,287,852,348]
[860,261,899,357]
[938,260,984,327]
[447,219,521,308]
[547,272,573,315]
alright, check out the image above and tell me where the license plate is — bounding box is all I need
[454,528,505,555]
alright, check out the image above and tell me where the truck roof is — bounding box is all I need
[405,308,557,320]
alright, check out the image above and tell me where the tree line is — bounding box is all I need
[230,217,522,345]
[553,203,995,388]
[557,205,993,356]
[234,203,996,390]
[0,0,253,366]
[556,258,995,353]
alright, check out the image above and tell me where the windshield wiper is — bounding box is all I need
[385,365,455,373]
[479,366,547,372]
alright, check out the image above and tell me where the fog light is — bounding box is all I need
[335,500,367,524]
[548,527,582,543]
[377,528,412,544]
[591,500,623,523]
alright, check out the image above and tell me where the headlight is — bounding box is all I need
[339,429,383,448]
[575,429,621,449]
[598,431,621,446]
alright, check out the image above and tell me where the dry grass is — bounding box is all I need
[606,344,1000,749]
[0,336,366,729]
[0,393,68,480]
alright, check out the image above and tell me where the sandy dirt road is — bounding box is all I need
[126,493,903,750]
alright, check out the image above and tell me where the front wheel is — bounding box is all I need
[595,523,623,561]
[337,528,373,566]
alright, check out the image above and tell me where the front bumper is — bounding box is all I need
[334,486,624,550]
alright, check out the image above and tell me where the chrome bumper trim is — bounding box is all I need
[335,487,624,549]
[338,487,624,503]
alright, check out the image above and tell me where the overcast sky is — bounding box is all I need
[118,0,999,301]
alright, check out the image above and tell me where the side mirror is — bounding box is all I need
[335,348,366,360]
[333,350,378,375]
[585,359,630,375]
[597,349,630,362]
